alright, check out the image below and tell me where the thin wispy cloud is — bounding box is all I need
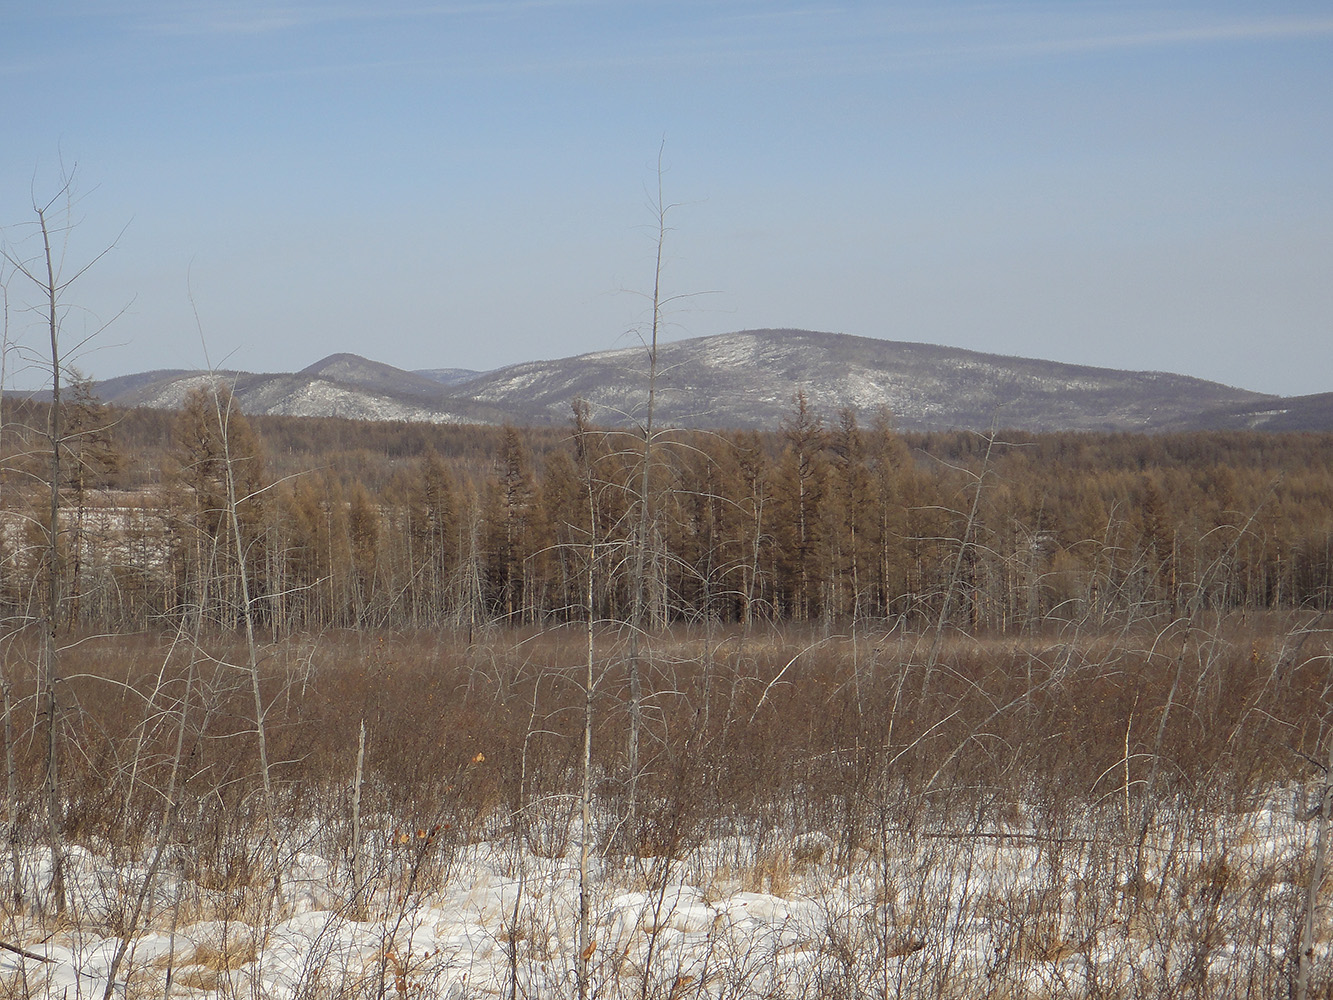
[473,6,1333,82]
[802,8,1333,71]
[44,3,1333,81]
[963,16,1333,60]
[138,0,610,37]
[190,57,428,86]
[140,4,377,37]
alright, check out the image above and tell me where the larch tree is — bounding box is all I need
[827,408,876,623]
[775,391,827,621]
[412,449,459,623]
[169,383,269,627]
[1,170,123,916]
[62,375,122,628]
[483,426,535,624]
[347,482,382,626]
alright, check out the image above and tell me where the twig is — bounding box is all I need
[0,940,52,963]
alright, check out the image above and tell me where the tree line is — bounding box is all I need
[2,385,1332,635]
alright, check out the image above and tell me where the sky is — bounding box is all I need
[1,1,1330,397]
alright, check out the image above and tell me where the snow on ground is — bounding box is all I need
[0,793,1325,998]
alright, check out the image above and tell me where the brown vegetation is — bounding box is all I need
[0,614,1329,995]
[3,386,1333,996]
[2,393,1332,634]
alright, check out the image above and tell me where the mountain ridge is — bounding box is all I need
[61,329,1322,433]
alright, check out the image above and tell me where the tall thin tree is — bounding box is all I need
[2,169,122,915]
[624,143,685,835]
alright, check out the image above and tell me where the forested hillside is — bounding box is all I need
[3,386,1330,635]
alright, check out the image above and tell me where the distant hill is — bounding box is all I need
[92,353,512,425]
[414,367,484,387]
[450,329,1276,432]
[1178,392,1333,432]
[65,329,1303,433]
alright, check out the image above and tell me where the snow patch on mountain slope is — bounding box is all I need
[260,381,465,423]
[699,333,762,368]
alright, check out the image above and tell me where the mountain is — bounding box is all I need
[94,353,512,425]
[414,367,484,386]
[453,329,1275,432]
[73,329,1299,433]
[1179,391,1333,432]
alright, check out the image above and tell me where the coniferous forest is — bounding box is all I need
[3,387,1331,635]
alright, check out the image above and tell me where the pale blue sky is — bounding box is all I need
[2,1,1330,396]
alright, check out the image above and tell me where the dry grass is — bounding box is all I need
[0,613,1328,996]
[740,849,794,897]
[0,616,1322,864]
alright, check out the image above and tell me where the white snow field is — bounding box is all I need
[1,790,1324,999]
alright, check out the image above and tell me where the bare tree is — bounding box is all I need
[624,143,679,835]
[922,428,999,699]
[2,167,122,916]
[1297,723,1333,1000]
[0,238,24,909]
[201,382,282,900]
[573,399,600,1000]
